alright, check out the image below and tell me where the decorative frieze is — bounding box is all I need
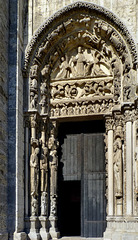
[50,98,114,118]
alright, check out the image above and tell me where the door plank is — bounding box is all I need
[82,133,106,237]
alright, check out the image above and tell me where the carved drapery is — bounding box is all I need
[23,2,137,239]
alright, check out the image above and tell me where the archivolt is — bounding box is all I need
[24,1,137,74]
[23,1,137,115]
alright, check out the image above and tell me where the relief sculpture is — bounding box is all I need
[51,78,113,101]
[50,99,113,117]
[51,46,112,80]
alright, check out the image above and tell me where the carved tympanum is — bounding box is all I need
[51,46,112,80]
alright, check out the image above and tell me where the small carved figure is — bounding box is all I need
[41,192,48,216]
[123,86,131,101]
[68,105,74,115]
[73,46,86,77]
[31,78,37,91]
[31,197,38,216]
[30,92,38,109]
[87,103,94,114]
[41,64,49,78]
[94,102,100,112]
[56,57,71,79]
[40,82,47,95]
[40,95,47,114]
[54,104,60,116]
[50,107,54,117]
[81,102,86,114]
[48,135,56,151]
[101,100,107,112]
[61,104,67,116]
[74,103,80,115]
[51,195,57,217]
[111,58,121,77]
[30,65,39,78]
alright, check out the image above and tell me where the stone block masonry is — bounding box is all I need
[0,0,9,239]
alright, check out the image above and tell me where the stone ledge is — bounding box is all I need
[60,238,103,240]
[0,233,8,240]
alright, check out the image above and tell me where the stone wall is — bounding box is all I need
[0,0,9,239]
[8,0,25,239]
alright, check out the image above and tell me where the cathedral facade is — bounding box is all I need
[0,1,138,240]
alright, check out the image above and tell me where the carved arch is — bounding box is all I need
[24,1,137,116]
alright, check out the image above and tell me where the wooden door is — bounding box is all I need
[58,121,106,238]
[82,133,106,237]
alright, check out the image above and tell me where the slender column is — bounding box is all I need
[29,114,40,240]
[25,124,29,216]
[133,119,138,215]
[48,121,60,239]
[126,120,133,215]
[39,118,50,240]
[113,116,123,216]
[108,128,114,215]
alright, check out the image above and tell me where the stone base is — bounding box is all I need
[49,228,60,239]
[28,216,41,240]
[104,217,138,240]
[28,232,41,240]
[49,216,60,239]
[40,231,50,240]
[0,233,8,240]
[14,232,27,240]
[39,216,50,240]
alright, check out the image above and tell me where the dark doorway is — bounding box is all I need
[58,120,106,237]
[58,181,81,236]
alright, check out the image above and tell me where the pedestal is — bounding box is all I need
[39,216,50,240]
[14,232,27,240]
[49,216,60,239]
[28,216,40,240]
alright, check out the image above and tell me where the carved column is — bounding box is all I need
[125,109,133,216]
[133,114,138,215]
[113,114,123,216]
[24,117,30,217]
[105,117,114,216]
[48,121,60,239]
[39,117,50,240]
[29,114,40,240]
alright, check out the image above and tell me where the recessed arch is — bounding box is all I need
[23,2,138,240]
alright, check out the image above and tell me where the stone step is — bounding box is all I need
[60,237,103,240]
